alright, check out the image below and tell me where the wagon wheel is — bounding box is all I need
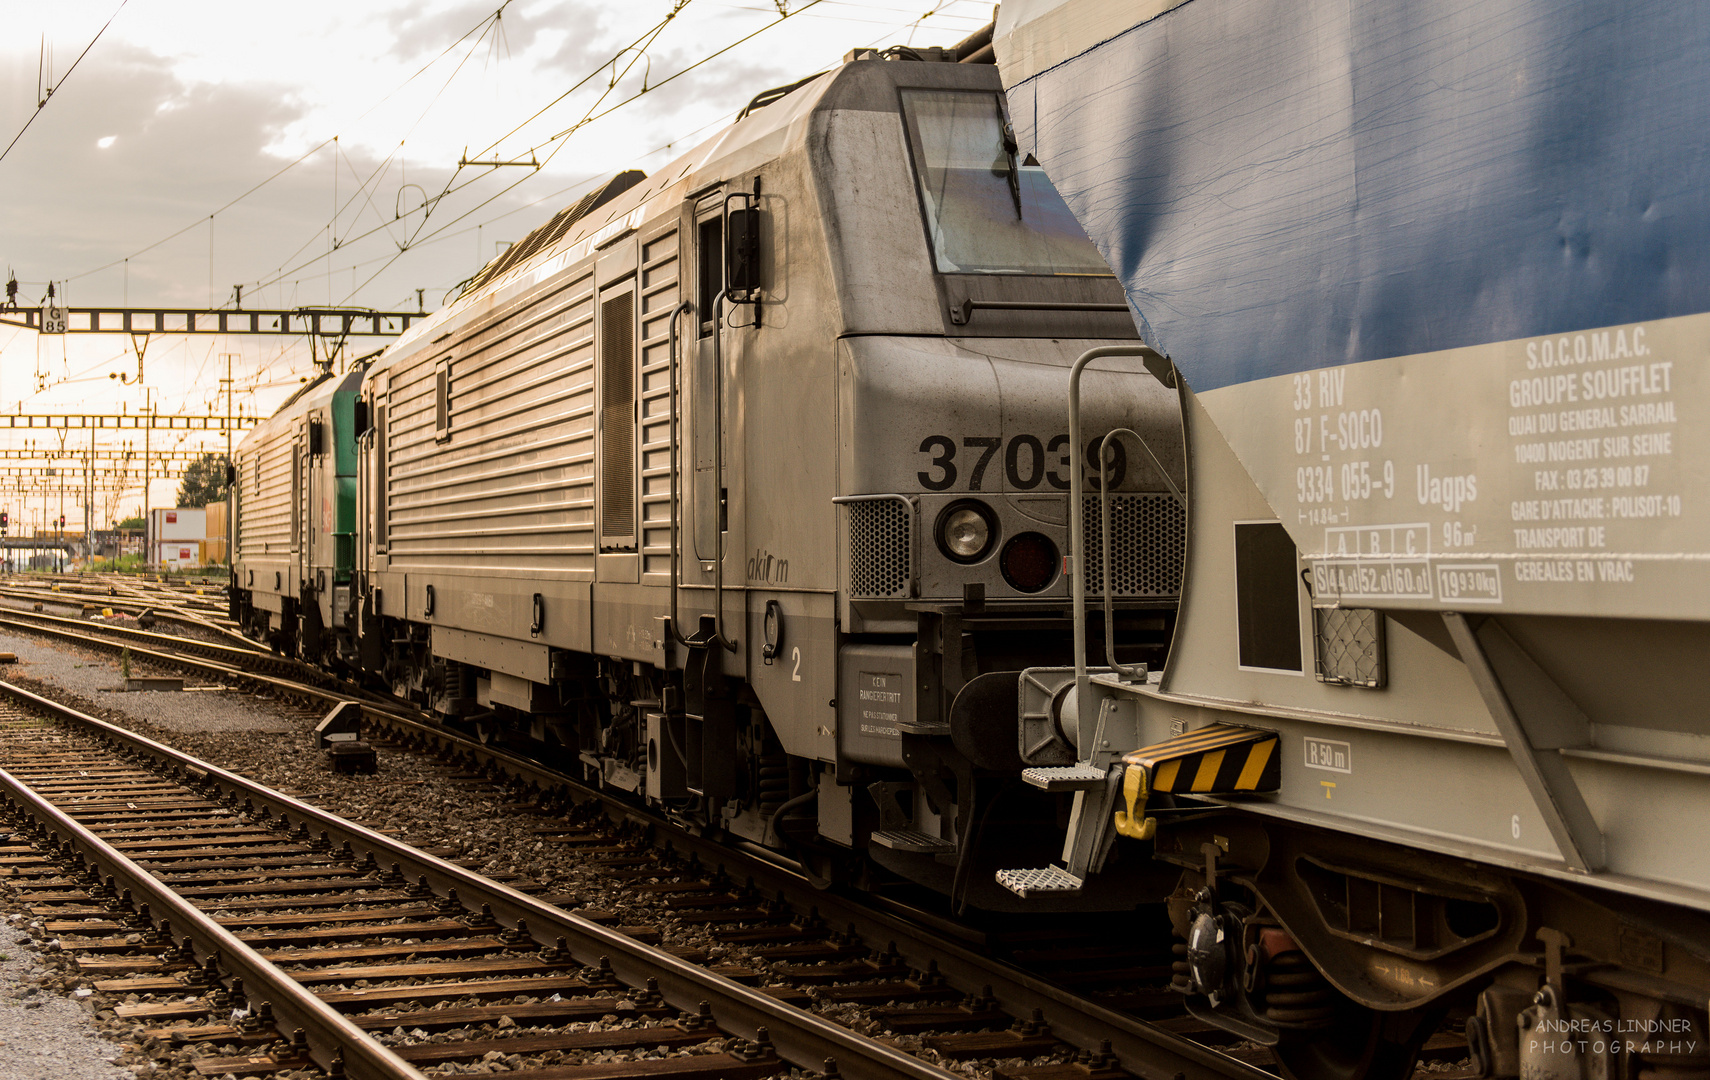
[1271,1004,1443,1080]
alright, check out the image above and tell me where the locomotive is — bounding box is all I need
[231,43,1187,911]
[992,1,1710,1077]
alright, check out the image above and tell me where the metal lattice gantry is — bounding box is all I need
[0,301,414,551]
[0,305,421,337]
[0,413,259,432]
[0,448,212,462]
[0,468,142,481]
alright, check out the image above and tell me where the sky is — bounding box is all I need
[0,0,991,529]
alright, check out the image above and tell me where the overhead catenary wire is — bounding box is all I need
[464,1,696,164]
[337,0,835,303]
[0,0,129,167]
[278,0,969,309]
[97,1,688,308]
[49,0,980,319]
[250,8,706,303]
[236,7,691,300]
[355,104,754,307]
[252,9,522,301]
[64,3,516,286]
[322,1,715,300]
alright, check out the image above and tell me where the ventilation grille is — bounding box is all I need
[599,291,636,543]
[1080,493,1185,596]
[1314,607,1387,688]
[848,501,911,598]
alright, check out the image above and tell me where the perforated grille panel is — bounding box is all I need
[1080,493,1185,596]
[848,501,911,598]
[1314,606,1387,688]
[599,291,636,543]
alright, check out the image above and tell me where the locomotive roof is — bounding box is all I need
[373,56,1003,370]
[234,366,360,458]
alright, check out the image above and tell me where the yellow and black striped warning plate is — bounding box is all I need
[1121,723,1280,795]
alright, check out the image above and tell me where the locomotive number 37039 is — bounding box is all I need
[917,434,1127,492]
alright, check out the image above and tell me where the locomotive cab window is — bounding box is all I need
[1233,521,1304,673]
[433,360,450,442]
[900,89,1109,276]
[697,214,722,337]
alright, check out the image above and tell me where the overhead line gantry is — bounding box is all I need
[0,413,259,432]
[0,304,421,337]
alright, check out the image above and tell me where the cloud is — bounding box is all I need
[1,39,533,314]
[388,0,607,67]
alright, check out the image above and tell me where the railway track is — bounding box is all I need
[0,680,958,1080]
[0,575,247,648]
[0,603,405,715]
[0,608,1466,1079]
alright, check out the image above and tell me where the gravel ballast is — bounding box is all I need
[0,912,134,1080]
[0,616,1081,1080]
[0,627,296,733]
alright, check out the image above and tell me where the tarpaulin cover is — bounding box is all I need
[1002,0,1710,391]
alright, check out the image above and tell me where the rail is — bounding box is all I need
[0,682,422,1079]
[0,599,1268,1080]
[0,679,960,1080]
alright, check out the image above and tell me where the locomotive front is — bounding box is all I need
[803,58,1187,906]
[229,50,1190,914]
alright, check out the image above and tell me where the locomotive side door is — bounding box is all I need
[354,371,388,671]
[305,416,319,594]
[690,194,724,568]
[290,425,304,593]
[595,240,641,571]
[360,371,388,581]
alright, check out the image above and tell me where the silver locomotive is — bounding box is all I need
[232,46,1185,908]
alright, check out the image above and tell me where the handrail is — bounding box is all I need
[1066,345,1170,737]
[829,494,918,507]
[698,293,737,651]
[1093,427,1182,683]
[665,301,694,647]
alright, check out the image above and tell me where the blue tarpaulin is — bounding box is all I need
[1004,0,1710,391]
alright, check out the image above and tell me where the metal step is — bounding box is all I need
[870,828,956,854]
[1021,764,1108,792]
[996,865,1084,898]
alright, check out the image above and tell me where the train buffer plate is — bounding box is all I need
[1021,764,1108,792]
[1123,723,1280,795]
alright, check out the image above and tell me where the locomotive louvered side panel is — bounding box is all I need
[383,267,598,574]
[237,424,297,557]
[637,225,680,581]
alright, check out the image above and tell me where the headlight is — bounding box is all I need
[935,501,996,563]
[1000,532,1059,592]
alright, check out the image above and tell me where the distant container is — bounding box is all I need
[150,507,205,541]
[147,508,208,569]
[203,501,228,566]
[153,540,203,570]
